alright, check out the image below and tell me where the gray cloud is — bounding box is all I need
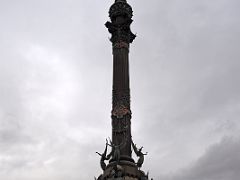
[0,0,240,180]
[159,137,240,180]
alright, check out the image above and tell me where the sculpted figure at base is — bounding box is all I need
[96,139,111,171]
[107,138,122,167]
[131,139,148,169]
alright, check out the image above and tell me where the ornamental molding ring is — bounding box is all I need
[113,41,129,50]
[112,101,131,118]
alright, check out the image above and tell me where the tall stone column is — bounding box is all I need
[96,1,151,179]
[105,0,136,161]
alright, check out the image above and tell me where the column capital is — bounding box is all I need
[105,0,136,44]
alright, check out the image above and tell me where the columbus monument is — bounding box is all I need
[96,1,151,179]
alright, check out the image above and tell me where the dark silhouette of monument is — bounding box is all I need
[96,1,151,179]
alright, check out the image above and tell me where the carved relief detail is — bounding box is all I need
[105,20,136,44]
[112,101,131,118]
[113,41,129,50]
[112,89,130,109]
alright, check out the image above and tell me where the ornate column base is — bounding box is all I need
[98,160,149,180]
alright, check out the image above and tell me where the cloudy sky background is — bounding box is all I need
[0,0,240,179]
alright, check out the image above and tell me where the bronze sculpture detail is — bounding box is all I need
[131,140,148,169]
[96,139,111,171]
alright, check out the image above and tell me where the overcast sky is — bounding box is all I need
[0,0,240,180]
